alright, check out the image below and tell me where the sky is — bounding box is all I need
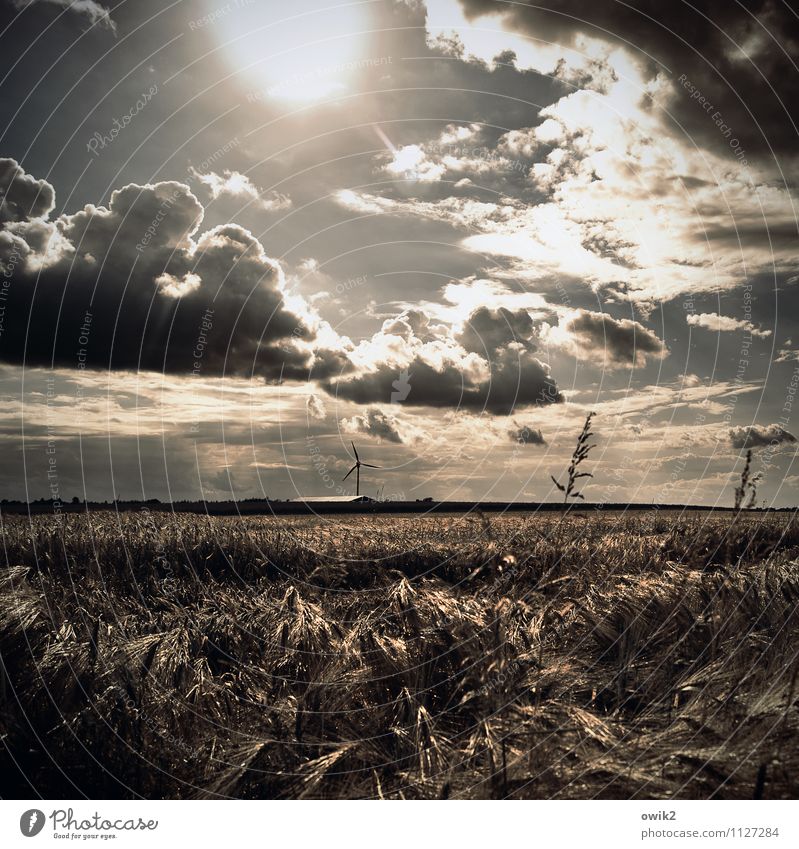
[0,0,797,506]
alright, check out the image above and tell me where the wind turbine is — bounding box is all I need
[342,441,380,496]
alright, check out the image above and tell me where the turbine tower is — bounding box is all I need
[342,441,380,496]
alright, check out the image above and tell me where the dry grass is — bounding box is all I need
[1,509,798,799]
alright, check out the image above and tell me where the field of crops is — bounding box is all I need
[1,509,798,799]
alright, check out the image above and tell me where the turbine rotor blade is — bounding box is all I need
[361,463,380,468]
[342,465,357,481]
[351,441,359,461]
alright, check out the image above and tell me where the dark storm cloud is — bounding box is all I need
[729,423,797,450]
[343,407,404,444]
[457,0,799,162]
[560,309,667,367]
[458,305,535,355]
[700,222,799,252]
[0,158,332,381]
[508,423,546,445]
[323,306,562,415]
[0,158,563,416]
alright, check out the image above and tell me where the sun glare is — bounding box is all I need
[205,0,370,102]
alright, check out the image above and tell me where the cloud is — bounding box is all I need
[188,167,292,212]
[204,467,236,493]
[508,423,546,445]
[384,144,446,182]
[451,0,799,162]
[379,123,533,190]
[729,424,797,451]
[687,312,771,338]
[426,279,551,326]
[544,309,667,368]
[306,394,327,420]
[155,271,202,299]
[334,189,394,215]
[13,0,116,32]
[337,188,633,287]
[323,306,562,415]
[0,162,568,418]
[458,304,535,355]
[0,158,336,382]
[342,407,404,443]
[369,6,797,304]
[0,157,55,224]
[680,373,704,388]
[775,341,798,363]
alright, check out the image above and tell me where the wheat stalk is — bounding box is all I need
[551,412,597,505]
[734,449,763,511]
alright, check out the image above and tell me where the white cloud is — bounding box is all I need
[384,144,446,182]
[154,271,202,299]
[188,167,291,212]
[306,394,327,420]
[334,189,394,215]
[687,312,772,338]
[392,278,551,327]
[14,0,116,32]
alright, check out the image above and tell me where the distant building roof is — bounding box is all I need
[291,495,374,503]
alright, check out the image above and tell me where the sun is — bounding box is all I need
[204,0,370,102]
